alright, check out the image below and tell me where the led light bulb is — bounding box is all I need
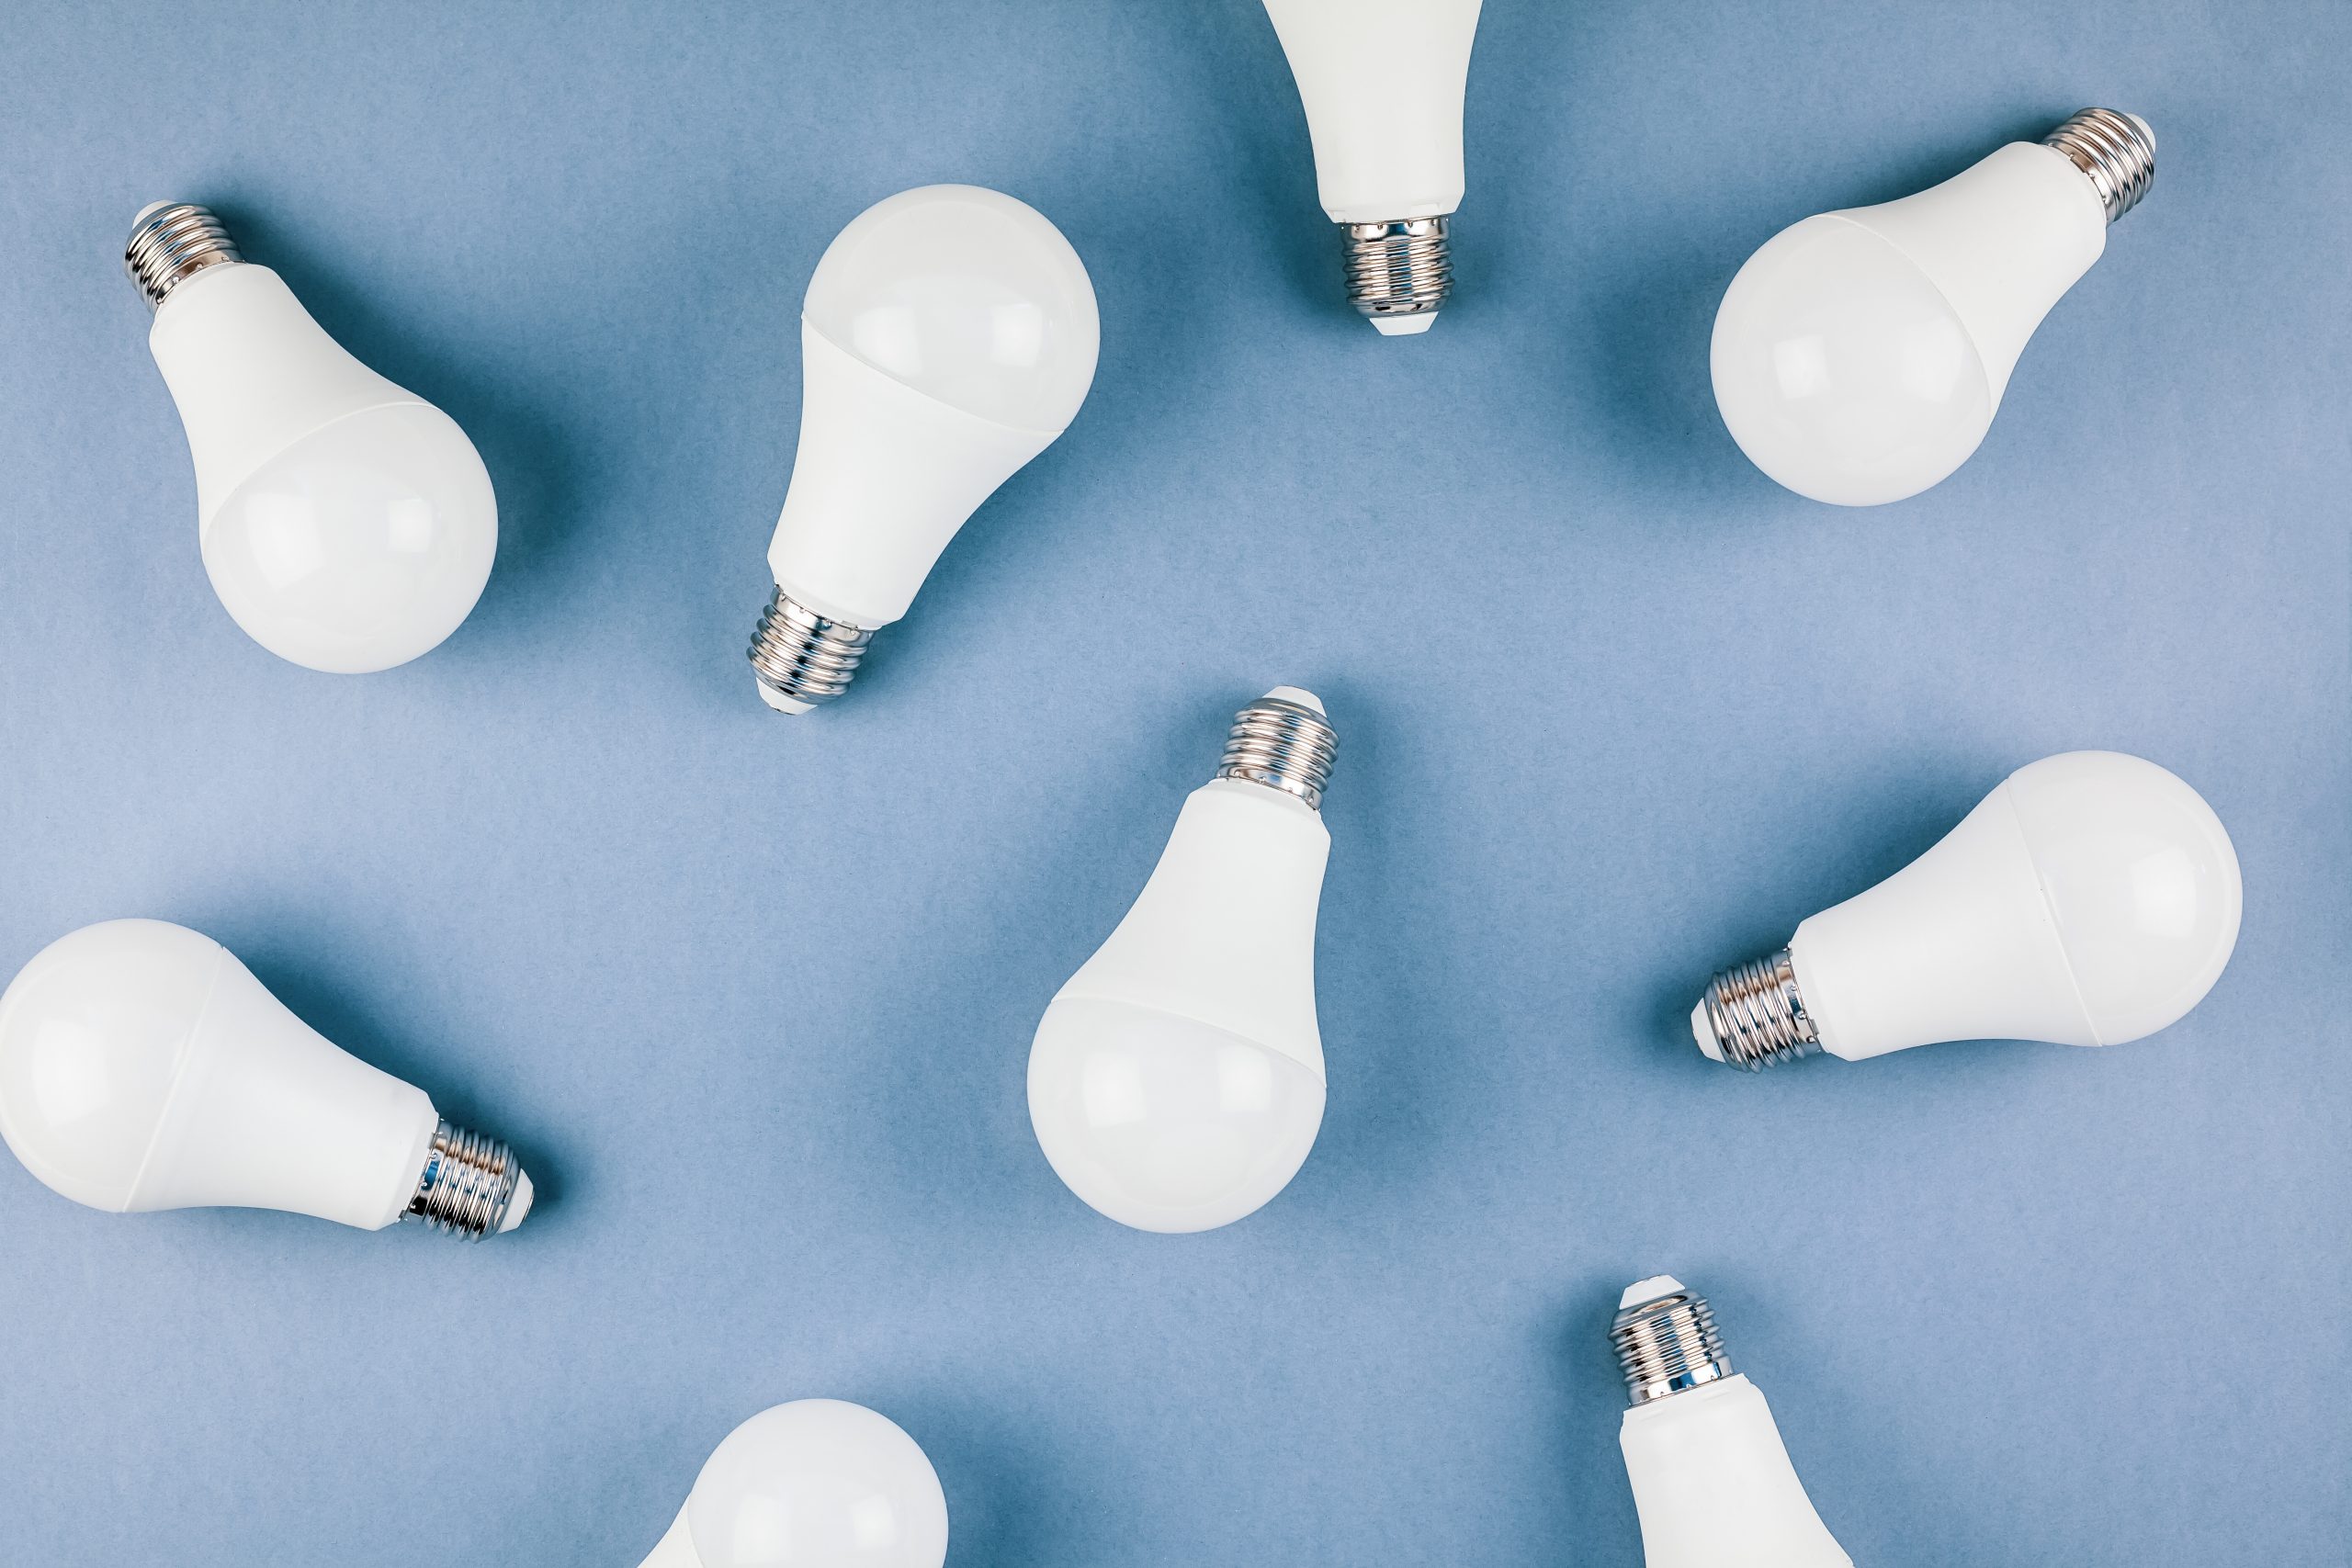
[1693,750,2241,1070]
[636,1399,949,1568]
[1261,0,1482,333]
[747,185,1100,713]
[1711,108,2157,505]
[1611,1277,1852,1568]
[125,203,497,671]
[1027,688,1339,1233]
[0,919,530,1238]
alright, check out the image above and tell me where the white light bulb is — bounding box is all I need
[126,204,497,672]
[747,185,1100,713]
[1027,689,1338,1233]
[0,919,531,1238]
[1693,751,2242,1070]
[1711,108,2157,505]
[635,1399,949,1568]
[1611,1278,1852,1568]
[1261,0,1482,333]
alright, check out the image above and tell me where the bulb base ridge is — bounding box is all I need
[2042,108,2156,224]
[1216,694,1339,810]
[1341,217,1453,330]
[1700,948,1823,1070]
[125,202,242,310]
[405,1118,526,1240]
[749,586,875,712]
[1612,1282,1736,1406]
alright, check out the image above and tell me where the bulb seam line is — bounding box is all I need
[1810,211,2007,415]
[1045,990,1327,1085]
[2001,784,2106,1046]
[119,944,231,1213]
[189,395,435,537]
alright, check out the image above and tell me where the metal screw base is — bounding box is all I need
[749,586,874,713]
[2042,108,2156,224]
[405,1119,526,1240]
[1612,1280,1736,1406]
[125,202,242,310]
[1216,691,1339,810]
[1700,949,1823,1070]
[1341,217,1452,332]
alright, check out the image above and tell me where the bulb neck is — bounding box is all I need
[1340,217,1452,332]
[405,1118,527,1239]
[2041,108,2155,224]
[126,203,242,310]
[1700,948,1823,1070]
[749,586,875,713]
[1215,693,1339,810]
[1613,1282,1736,1406]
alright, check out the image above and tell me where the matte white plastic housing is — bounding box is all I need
[1262,0,1482,225]
[147,260,496,671]
[766,185,1100,628]
[0,919,525,1230]
[1695,751,2242,1062]
[1621,1372,1850,1568]
[636,1399,949,1568]
[1712,138,2119,505]
[1027,760,1331,1234]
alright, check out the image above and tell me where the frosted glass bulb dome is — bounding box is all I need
[749,186,1100,712]
[128,203,496,672]
[637,1400,948,1568]
[1711,110,2156,505]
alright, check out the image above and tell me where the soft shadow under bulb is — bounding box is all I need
[1691,750,2241,1070]
[0,919,531,1238]
[126,203,497,672]
[1611,1277,1852,1568]
[1027,688,1340,1233]
[1711,108,2156,505]
[747,184,1100,714]
[636,1399,948,1568]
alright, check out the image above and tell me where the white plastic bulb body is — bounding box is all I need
[1028,690,1335,1233]
[1615,1280,1851,1568]
[1711,118,2151,505]
[1694,751,2242,1066]
[636,1399,948,1568]
[138,216,496,672]
[1261,0,1481,333]
[752,185,1099,712]
[0,919,530,1235]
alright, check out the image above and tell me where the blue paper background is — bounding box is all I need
[1,2,2346,1563]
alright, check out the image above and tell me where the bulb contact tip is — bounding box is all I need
[125,202,241,310]
[1611,1280,1735,1405]
[405,1118,529,1240]
[749,586,874,713]
[1696,949,1822,1070]
[2042,108,2156,223]
[1216,689,1339,809]
[1341,217,1452,332]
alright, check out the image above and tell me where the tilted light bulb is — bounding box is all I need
[1711,108,2157,505]
[0,919,530,1238]
[747,185,1100,713]
[1693,751,2241,1070]
[636,1398,949,1568]
[1027,689,1339,1233]
[125,203,497,671]
[1611,1277,1853,1568]
[1261,0,1482,333]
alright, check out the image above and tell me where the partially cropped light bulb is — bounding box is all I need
[126,204,496,671]
[636,1399,949,1568]
[747,185,1100,713]
[0,919,530,1238]
[1611,1278,1852,1568]
[1261,0,1482,333]
[1693,751,2241,1070]
[1712,108,2157,504]
[1027,689,1339,1233]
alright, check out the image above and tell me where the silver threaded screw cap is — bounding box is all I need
[126,202,242,310]
[405,1118,531,1240]
[1341,217,1453,333]
[1611,1278,1736,1406]
[1216,687,1338,810]
[749,586,875,713]
[1697,948,1823,1070]
[2042,108,2156,224]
